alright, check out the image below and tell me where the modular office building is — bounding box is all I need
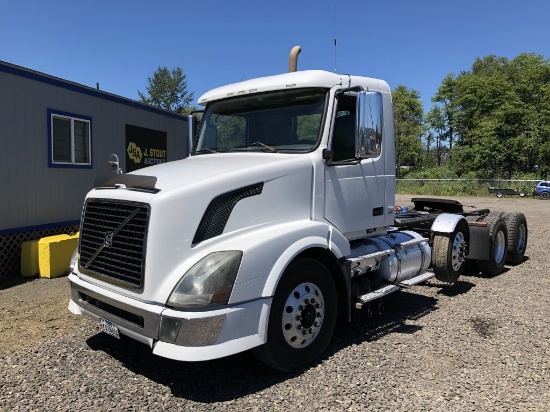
[0,60,190,277]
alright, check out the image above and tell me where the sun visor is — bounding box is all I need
[93,174,159,193]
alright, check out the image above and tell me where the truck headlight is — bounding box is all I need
[167,251,242,308]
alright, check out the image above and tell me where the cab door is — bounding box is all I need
[324,91,393,238]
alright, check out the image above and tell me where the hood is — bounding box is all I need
[80,152,315,302]
[136,152,314,301]
[131,153,302,192]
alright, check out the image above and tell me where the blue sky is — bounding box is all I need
[2,1,549,112]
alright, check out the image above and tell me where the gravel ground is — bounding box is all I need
[1,195,549,411]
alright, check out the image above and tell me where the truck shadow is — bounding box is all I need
[461,266,511,279]
[86,333,296,402]
[85,280,475,403]
[460,255,530,279]
[330,280,474,347]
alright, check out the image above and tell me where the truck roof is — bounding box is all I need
[198,70,390,105]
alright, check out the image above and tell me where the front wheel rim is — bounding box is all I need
[282,282,324,349]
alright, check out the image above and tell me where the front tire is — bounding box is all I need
[253,257,337,372]
[477,215,508,276]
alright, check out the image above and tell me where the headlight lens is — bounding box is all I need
[167,251,242,308]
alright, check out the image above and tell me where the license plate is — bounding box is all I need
[100,318,120,339]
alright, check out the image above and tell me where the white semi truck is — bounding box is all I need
[68,47,528,371]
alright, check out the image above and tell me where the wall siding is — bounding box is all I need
[0,62,189,234]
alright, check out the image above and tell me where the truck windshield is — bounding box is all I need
[194,88,327,154]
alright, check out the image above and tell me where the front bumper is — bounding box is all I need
[68,274,270,361]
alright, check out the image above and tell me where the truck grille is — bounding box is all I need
[79,199,150,290]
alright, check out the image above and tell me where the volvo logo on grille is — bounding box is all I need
[84,208,141,269]
[104,232,114,247]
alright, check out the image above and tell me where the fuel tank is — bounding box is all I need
[349,230,431,284]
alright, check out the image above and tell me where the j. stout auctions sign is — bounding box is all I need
[125,125,167,172]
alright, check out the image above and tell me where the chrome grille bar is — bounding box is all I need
[79,199,150,290]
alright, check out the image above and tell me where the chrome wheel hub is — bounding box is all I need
[494,230,506,264]
[451,231,466,271]
[281,282,324,348]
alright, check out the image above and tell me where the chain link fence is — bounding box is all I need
[396,179,539,197]
[0,224,80,278]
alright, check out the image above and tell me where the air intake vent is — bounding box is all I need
[79,199,150,290]
[193,183,264,244]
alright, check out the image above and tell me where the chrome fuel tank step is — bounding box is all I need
[355,271,435,309]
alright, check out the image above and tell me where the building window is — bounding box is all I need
[48,109,92,167]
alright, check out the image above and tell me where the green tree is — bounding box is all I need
[181,106,200,116]
[441,53,550,179]
[432,74,459,164]
[393,85,424,177]
[138,66,194,114]
[425,105,447,166]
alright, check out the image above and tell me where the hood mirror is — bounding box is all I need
[109,153,123,174]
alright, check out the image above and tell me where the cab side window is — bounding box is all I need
[330,91,383,162]
[331,95,357,162]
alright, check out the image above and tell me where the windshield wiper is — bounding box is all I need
[251,142,276,152]
[231,142,277,153]
[193,148,218,154]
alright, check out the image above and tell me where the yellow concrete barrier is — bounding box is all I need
[36,233,79,278]
[21,239,40,277]
[21,233,80,278]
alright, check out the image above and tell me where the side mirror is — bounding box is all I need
[109,153,123,174]
[356,92,383,158]
[188,110,205,155]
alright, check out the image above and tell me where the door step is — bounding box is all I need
[355,271,435,309]
[399,271,435,287]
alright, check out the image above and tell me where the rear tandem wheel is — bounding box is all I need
[504,212,528,265]
[476,214,508,276]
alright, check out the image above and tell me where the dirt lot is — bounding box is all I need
[1,194,549,410]
[0,194,545,356]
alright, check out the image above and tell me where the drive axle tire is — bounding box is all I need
[253,257,337,372]
[477,215,508,276]
[504,212,528,265]
[432,220,468,283]
[541,192,550,200]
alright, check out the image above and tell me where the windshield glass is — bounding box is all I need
[194,88,327,154]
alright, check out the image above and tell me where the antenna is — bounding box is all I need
[333,3,337,73]
[334,38,337,73]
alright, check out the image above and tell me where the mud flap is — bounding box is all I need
[466,225,490,260]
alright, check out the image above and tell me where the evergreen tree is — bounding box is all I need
[393,85,424,177]
[138,66,194,114]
